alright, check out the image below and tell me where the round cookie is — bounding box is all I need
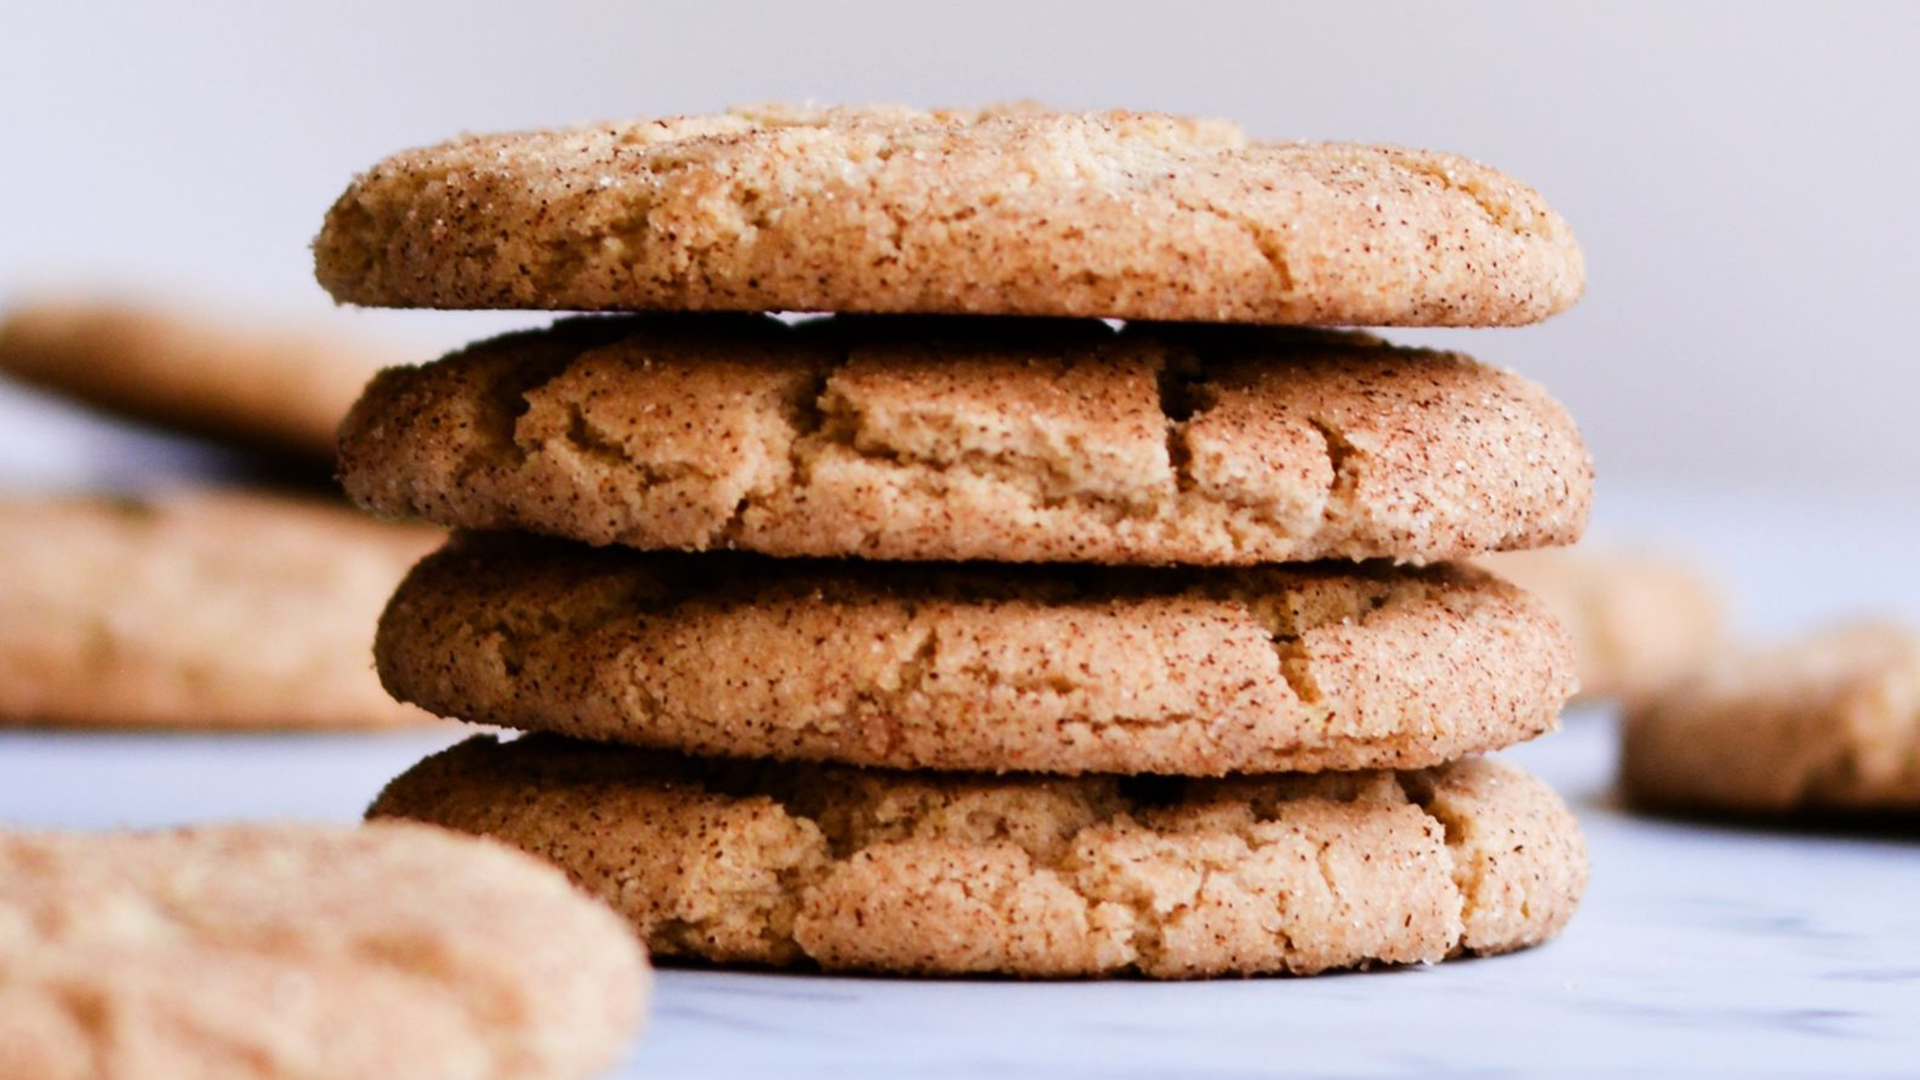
[1622,620,1920,814]
[315,104,1583,327]
[0,821,646,1080]
[0,296,410,463]
[370,735,1588,978]
[1478,547,1724,703]
[379,533,1575,775]
[339,316,1592,566]
[0,490,443,730]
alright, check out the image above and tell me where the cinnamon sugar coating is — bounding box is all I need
[315,105,1583,327]
[370,736,1587,978]
[377,534,1574,775]
[339,317,1591,566]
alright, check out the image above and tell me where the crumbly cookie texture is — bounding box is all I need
[1623,621,1920,813]
[315,104,1582,327]
[0,821,647,1080]
[0,490,443,729]
[1479,547,1724,703]
[379,533,1574,775]
[339,317,1591,566]
[0,296,409,462]
[370,735,1587,978]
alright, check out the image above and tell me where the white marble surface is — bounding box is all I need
[2,398,1918,1076]
[2,713,1916,1078]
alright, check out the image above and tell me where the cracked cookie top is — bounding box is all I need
[339,315,1590,566]
[368,735,1588,977]
[314,104,1583,327]
[1,821,647,1080]
[375,533,1574,775]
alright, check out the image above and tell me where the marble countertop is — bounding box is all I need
[2,395,1917,1076]
[4,713,1916,1078]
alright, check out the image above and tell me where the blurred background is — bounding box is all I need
[3,0,1916,630]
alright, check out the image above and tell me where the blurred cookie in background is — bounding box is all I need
[1622,620,1920,816]
[0,489,443,730]
[1480,547,1724,704]
[0,295,412,468]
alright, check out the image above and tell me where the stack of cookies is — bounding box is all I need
[323,105,1594,978]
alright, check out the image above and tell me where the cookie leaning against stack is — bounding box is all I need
[323,104,1595,977]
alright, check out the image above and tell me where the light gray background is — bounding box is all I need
[3,0,1916,497]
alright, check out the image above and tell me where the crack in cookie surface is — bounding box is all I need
[375,534,1575,775]
[339,316,1592,566]
[368,736,1587,978]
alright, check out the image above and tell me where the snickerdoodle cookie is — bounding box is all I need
[0,490,441,729]
[0,296,408,462]
[1622,620,1920,814]
[0,821,647,1080]
[1479,547,1723,703]
[339,317,1591,566]
[370,735,1587,978]
[315,105,1582,327]
[377,533,1574,775]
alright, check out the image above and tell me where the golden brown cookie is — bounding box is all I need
[339,317,1591,566]
[0,490,442,729]
[1622,621,1920,814]
[1478,547,1724,703]
[0,821,647,1080]
[378,533,1574,775]
[315,104,1583,327]
[370,735,1587,978]
[0,296,410,463]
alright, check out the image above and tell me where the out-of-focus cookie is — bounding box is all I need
[316,104,1583,327]
[0,490,442,729]
[339,317,1592,566]
[1622,620,1920,814]
[0,820,647,1080]
[1478,547,1724,703]
[378,533,1574,775]
[0,296,410,462]
[370,735,1588,978]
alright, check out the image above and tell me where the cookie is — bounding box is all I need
[378,533,1574,775]
[339,316,1591,566]
[315,104,1583,327]
[370,735,1586,978]
[1622,621,1920,814]
[0,490,442,729]
[0,821,646,1080]
[0,296,409,463]
[1479,547,1724,703]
